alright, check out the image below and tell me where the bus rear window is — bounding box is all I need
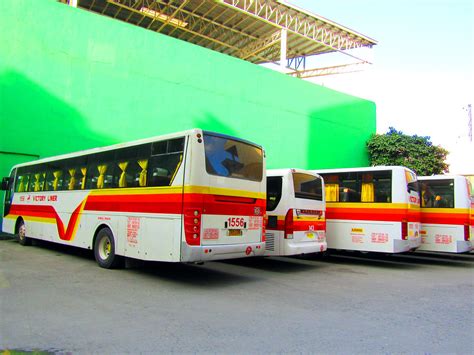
[204,134,263,182]
[293,173,323,201]
[420,179,454,208]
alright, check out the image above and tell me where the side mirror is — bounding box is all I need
[1,177,10,191]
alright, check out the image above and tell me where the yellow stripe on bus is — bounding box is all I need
[274,215,326,222]
[87,185,265,199]
[326,202,411,209]
[23,216,56,224]
[421,208,470,214]
[184,185,266,199]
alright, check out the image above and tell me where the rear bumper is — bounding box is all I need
[417,240,473,253]
[181,242,265,262]
[281,240,327,256]
[408,236,421,250]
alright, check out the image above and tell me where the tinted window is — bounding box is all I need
[86,151,116,189]
[148,153,183,187]
[321,170,392,203]
[152,138,184,156]
[64,156,88,190]
[420,179,454,208]
[15,167,31,193]
[266,176,283,211]
[45,161,66,191]
[115,143,151,188]
[293,173,323,201]
[204,134,263,182]
[148,138,185,187]
[28,165,47,192]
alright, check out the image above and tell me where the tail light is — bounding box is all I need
[401,220,408,240]
[184,208,201,246]
[284,209,294,239]
[262,214,267,242]
[464,224,470,241]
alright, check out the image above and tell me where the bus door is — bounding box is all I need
[2,169,16,217]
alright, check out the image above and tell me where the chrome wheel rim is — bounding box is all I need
[98,236,111,260]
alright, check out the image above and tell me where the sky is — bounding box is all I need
[287,0,474,174]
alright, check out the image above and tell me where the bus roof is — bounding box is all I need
[8,128,263,170]
[418,175,468,181]
[313,166,415,174]
[267,168,322,179]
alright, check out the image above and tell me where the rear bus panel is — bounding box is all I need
[180,131,266,262]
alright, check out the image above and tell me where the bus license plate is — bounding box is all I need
[306,232,314,239]
[227,229,242,237]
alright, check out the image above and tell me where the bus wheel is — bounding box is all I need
[17,220,31,246]
[94,228,123,269]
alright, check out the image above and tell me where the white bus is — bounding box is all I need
[1,129,266,268]
[314,166,421,253]
[265,169,326,256]
[418,175,473,253]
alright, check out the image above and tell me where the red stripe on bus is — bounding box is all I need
[10,204,57,220]
[9,192,266,240]
[421,212,471,225]
[267,220,326,232]
[84,193,184,214]
[84,193,266,216]
[9,203,83,241]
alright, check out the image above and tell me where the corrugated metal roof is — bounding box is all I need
[74,0,377,77]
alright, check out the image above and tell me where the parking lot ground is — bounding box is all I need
[1,235,473,354]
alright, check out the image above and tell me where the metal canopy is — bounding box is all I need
[74,0,377,78]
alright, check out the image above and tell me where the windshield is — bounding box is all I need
[204,134,263,182]
[293,173,323,201]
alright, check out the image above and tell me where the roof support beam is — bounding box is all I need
[288,62,368,79]
[280,28,287,70]
[238,30,281,60]
[107,0,242,53]
[219,0,374,64]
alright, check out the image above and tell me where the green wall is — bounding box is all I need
[0,0,376,226]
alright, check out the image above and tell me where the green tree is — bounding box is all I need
[366,127,449,175]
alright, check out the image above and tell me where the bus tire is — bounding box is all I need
[17,220,31,246]
[94,228,124,269]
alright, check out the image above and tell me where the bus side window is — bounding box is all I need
[148,138,185,187]
[372,171,392,203]
[341,187,360,202]
[15,171,30,192]
[115,160,147,188]
[30,167,46,192]
[266,176,283,211]
[65,156,87,190]
[148,153,182,187]
[45,162,65,191]
[86,152,115,189]
[323,174,340,202]
[361,173,374,202]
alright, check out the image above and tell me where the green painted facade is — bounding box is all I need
[0,0,376,225]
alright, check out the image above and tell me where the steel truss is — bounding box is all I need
[74,0,377,78]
